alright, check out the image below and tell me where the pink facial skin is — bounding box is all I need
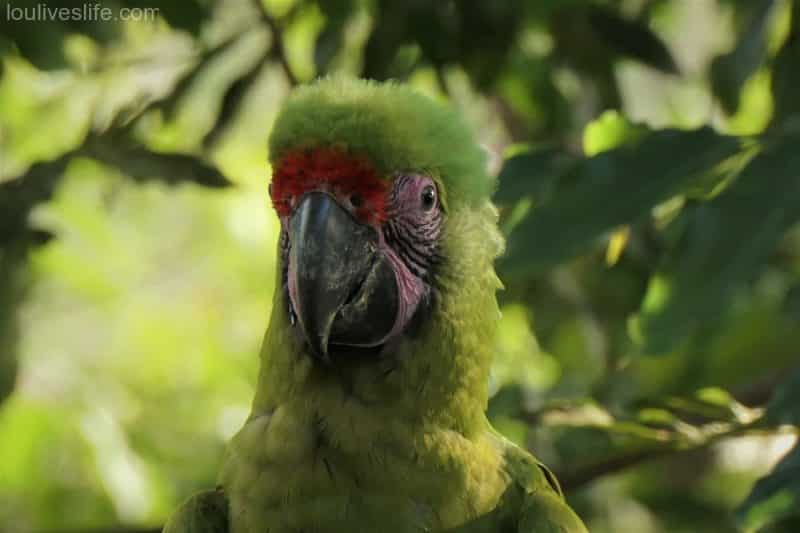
[279,171,444,352]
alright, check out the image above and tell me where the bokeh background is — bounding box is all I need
[1,0,799,531]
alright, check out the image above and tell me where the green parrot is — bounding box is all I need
[164,77,588,533]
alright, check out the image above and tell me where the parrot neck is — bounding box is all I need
[251,203,503,440]
[220,203,508,532]
[250,283,497,440]
[222,281,506,532]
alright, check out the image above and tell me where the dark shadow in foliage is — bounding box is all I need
[498,128,740,279]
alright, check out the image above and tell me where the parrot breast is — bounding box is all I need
[220,399,514,533]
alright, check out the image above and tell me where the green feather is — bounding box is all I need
[163,489,228,533]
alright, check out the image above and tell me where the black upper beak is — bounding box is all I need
[288,192,398,362]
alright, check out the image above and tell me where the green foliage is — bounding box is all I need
[636,134,800,355]
[500,127,740,278]
[763,369,800,428]
[584,5,679,74]
[737,443,800,532]
[771,1,800,123]
[711,0,778,114]
[737,370,800,531]
[0,0,798,532]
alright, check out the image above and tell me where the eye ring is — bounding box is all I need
[420,185,436,212]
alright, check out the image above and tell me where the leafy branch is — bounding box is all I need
[257,2,299,87]
[516,384,798,493]
[559,420,784,491]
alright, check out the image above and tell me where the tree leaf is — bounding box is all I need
[153,32,248,122]
[770,6,800,126]
[493,147,577,205]
[763,368,800,427]
[711,0,777,114]
[737,442,800,532]
[0,136,229,249]
[314,0,355,74]
[637,134,800,355]
[201,59,267,149]
[152,27,269,148]
[83,136,230,188]
[583,110,650,156]
[0,158,70,247]
[362,1,409,80]
[498,128,740,279]
[0,239,29,409]
[0,19,70,70]
[586,6,679,74]
[450,1,523,88]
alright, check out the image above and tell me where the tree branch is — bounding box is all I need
[254,1,298,86]
[557,422,781,492]
[559,447,673,491]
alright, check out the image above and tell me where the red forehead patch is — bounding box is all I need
[270,148,389,224]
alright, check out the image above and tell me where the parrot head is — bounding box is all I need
[259,78,503,435]
[268,77,498,369]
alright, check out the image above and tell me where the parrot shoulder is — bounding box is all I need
[162,487,229,533]
[517,489,588,533]
[499,437,588,533]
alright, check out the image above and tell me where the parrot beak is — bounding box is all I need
[288,192,398,363]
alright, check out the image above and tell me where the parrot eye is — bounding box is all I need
[420,185,436,212]
[349,194,363,208]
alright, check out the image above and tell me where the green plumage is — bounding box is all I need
[268,77,493,209]
[165,77,587,533]
[164,489,228,533]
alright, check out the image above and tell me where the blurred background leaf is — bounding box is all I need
[737,443,800,533]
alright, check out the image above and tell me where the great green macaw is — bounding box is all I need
[164,77,588,533]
